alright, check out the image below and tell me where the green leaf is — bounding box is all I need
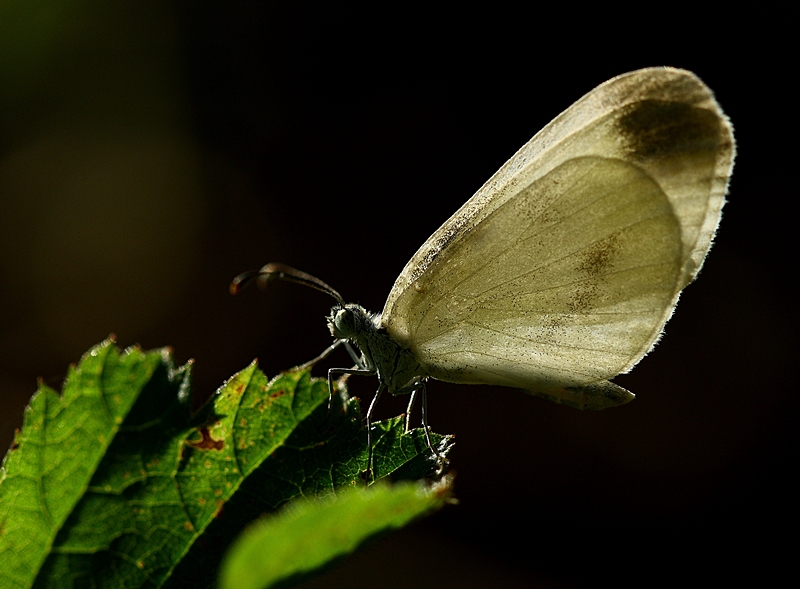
[219,478,454,589]
[0,340,184,589]
[0,340,453,589]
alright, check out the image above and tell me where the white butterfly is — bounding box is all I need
[233,67,735,470]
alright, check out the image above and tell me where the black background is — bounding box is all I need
[0,4,793,587]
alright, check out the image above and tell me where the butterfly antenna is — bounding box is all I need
[230,262,344,303]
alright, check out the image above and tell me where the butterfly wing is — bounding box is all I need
[381,68,734,408]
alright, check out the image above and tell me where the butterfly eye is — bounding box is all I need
[330,307,357,339]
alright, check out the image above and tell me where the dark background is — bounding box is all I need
[0,4,793,587]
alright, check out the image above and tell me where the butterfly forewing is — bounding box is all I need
[382,68,733,396]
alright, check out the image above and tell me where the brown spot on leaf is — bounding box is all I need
[187,426,224,451]
[269,389,286,399]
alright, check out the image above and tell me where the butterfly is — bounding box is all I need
[232,67,735,473]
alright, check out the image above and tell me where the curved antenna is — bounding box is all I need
[230,262,344,303]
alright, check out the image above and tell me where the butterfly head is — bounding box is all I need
[327,303,374,340]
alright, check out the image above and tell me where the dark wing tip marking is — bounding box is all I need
[617,100,722,162]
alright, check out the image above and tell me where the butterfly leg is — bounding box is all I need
[322,339,371,417]
[417,381,440,460]
[296,339,343,370]
[365,383,385,479]
[404,388,418,433]
[342,341,363,367]
[297,337,363,370]
[399,380,440,461]
[327,365,375,416]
